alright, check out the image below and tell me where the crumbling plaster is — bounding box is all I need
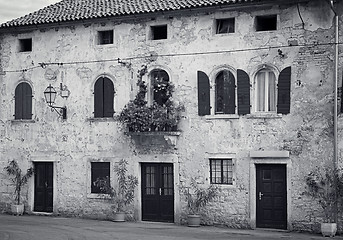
[0,0,340,231]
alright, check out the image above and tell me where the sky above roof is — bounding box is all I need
[0,0,60,24]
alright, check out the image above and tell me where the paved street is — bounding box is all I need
[0,214,341,240]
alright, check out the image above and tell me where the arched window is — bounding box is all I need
[255,69,276,112]
[94,77,114,118]
[15,82,32,119]
[215,70,235,114]
[150,69,171,106]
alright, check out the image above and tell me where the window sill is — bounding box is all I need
[246,113,282,119]
[87,193,110,199]
[205,114,239,120]
[87,117,117,122]
[11,119,35,124]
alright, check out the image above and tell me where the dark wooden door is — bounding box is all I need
[256,164,287,229]
[34,162,53,212]
[142,163,174,222]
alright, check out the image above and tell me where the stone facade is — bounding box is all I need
[0,0,342,233]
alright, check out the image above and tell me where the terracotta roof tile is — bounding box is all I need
[0,0,255,28]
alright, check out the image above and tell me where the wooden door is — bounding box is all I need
[34,162,53,212]
[141,163,174,222]
[256,164,287,229]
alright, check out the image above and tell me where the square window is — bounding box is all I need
[210,159,233,185]
[19,38,32,52]
[98,30,113,45]
[91,162,110,193]
[151,25,167,40]
[216,18,235,34]
[255,15,277,31]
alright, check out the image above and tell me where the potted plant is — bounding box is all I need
[94,159,138,222]
[4,160,34,216]
[183,179,218,227]
[304,166,343,237]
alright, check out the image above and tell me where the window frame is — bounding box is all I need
[93,76,115,118]
[146,68,172,106]
[18,38,32,52]
[254,68,277,113]
[97,30,114,45]
[215,18,235,34]
[209,159,234,185]
[150,24,168,40]
[90,162,110,194]
[255,14,277,32]
[14,82,33,120]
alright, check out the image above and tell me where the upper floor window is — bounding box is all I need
[150,69,171,105]
[98,30,113,45]
[19,38,32,52]
[15,82,33,120]
[216,18,235,34]
[91,162,110,194]
[255,15,277,31]
[254,66,291,114]
[215,70,235,114]
[94,77,115,118]
[210,159,233,185]
[150,25,167,40]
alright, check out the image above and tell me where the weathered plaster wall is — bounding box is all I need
[0,0,339,232]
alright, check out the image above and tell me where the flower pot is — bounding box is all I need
[11,204,24,216]
[187,214,201,227]
[113,212,125,222]
[321,223,337,237]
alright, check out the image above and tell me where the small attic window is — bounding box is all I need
[216,18,235,34]
[151,25,167,40]
[255,15,277,31]
[98,30,113,45]
[19,38,32,52]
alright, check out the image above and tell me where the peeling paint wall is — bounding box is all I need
[0,0,341,232]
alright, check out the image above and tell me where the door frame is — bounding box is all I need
[136,155,180,223]
[249,153,291,230]
[28,159,58,214]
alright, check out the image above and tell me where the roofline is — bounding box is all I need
[0,0,310,33]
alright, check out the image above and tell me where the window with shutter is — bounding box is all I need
[237,69,251,115]
[91,162,110,194]
[197,71,210,116]
[15,82,32,120]
[277,67,291,114]
[94,77,115,118]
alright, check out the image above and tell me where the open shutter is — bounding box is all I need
[277,66,291,114]
[237,69,251,115]
[223,71,236,114]
[103,77,114,117]
[22,83,33,119]
[197,71,210,116]
[14,83,23,119]
[94,77,104,118]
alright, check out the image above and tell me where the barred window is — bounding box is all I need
[210,159,233,185]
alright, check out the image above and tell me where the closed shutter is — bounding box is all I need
[23,83,33,119]
[197,71,210,116]
[103,77,114,117]
[223,71,236,114]
[94,77,104,118]
[277,67,291,114]
[237,69,251,115]
[14,83,23,119]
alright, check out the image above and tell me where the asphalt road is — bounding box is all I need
[0,214,341,240]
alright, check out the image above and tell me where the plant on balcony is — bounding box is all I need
[119,67,184,132]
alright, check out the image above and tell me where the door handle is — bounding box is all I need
[259,192,263,200]
[159,188,162,196]
[45,181,48,188]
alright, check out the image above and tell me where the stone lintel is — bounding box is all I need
[249,151,289,158]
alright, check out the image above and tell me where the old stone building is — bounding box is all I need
[0,0,342,232]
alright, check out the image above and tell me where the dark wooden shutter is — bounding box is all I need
[223,71,236,114]
[94,77,104,118]
[23,83,33,119]
[103,77,114,117]
[197,71,210,116]
[277,67,291,114]
[237,69,251,115]
[15,83,23,119]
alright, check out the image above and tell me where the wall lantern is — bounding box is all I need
[44,84,67,119]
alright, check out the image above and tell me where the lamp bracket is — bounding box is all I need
[49,105,67,119]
